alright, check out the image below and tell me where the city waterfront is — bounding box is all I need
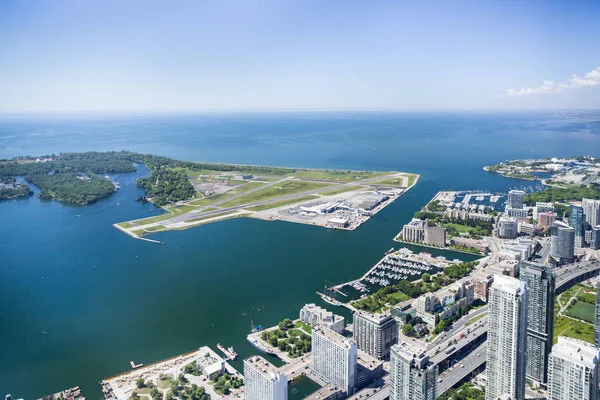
[1,112,600,398]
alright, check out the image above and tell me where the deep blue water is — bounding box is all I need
[1,112,599,399]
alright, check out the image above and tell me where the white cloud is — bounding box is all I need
[505,66,600,96]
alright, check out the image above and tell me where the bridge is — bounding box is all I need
[555,259,600,292]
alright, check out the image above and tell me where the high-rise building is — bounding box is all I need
[353,311,398,360]
[583,198,600,229]
[596,280,600,348]
[538,211,558,228]
[300,304,345,333]
[423,225,446,247]
[244,356,288,400]
[520,261,555,386]
[591,226,600,250]
[389,342,438,400]
[550,221,575,265]
[547,337,600,400]
[486,275,528,400]
[312,326,358,395]
[508,190,526,209]
[570,205,586,248]
[498,216,518,239]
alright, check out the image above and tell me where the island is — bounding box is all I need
[0,151,420,236]
[0,177,33,200]
[484,155,600,186]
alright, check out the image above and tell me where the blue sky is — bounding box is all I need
[0,0,599,112]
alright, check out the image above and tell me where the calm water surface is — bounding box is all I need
[1,112,599,398]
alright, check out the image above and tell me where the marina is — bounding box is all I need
[330,248,449,302]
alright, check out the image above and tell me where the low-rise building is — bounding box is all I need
[300,304,345,333]
[328,218,349,229]
[534,202,555,220]
[538,211,557,228]
[303,386,344,400]
[472,273,494,302]
[414,279,474,327]
[518,221,536,236]
[449,237,489,253]
[356,350,385,389]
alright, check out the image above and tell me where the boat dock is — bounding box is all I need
[216,343,237,360]
[130,361,143,369]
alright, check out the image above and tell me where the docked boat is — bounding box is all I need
[385,247,395,255]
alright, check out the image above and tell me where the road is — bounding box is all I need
[438,342,486,394]
[555,259,600,290]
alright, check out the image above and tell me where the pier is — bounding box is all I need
[130,361,143,369]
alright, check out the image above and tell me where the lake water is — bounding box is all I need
[1,112,599,399]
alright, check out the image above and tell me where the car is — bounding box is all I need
[460,364,465,368]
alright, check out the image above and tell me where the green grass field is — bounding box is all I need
[132,205,200,226]
[406,173,417,187]
[566,302,596,324]
[118,222,133,229]
[294,321,313,334]
[289,170,388,183]
[320,185,362,196]
[372,177,406,187]
[188,182,267,206]
[219,180,332,207]
[440,222,478,234]
[246,195,319,211]
[554,315,594,344]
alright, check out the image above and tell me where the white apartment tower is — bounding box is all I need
[547,337,600,400]
[583,198,600,229]
[312,326,358,395]
[244,356,288,400]
[486,275,528,400]
[389,342,438,400]
[353,311,398,360]
[508,189,526,209]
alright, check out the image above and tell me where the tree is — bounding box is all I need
[136,379,145,389]
[422,273,431,283]
[402,323,415,336]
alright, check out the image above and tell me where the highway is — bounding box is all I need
[555,259,600,290]
[438,342,486,394]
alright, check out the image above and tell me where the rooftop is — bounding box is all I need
[244,355,282,381]
[552,337,600,368]
[314,326,355,349]
[354,310,393,324]
[491,274,526,295]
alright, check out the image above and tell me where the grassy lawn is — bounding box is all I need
[188,182,267,206]
[184,211,243,223]
[466,312,488,326]
[566,302,595,324]
[440,222,481,235]
[132,205,200,226]
[131,229,146,236]
[219,180,333,207]
[372,177,406,187]
[406,173,417,187]
[143,225,165,232]
[246,195,319,211]
[294,321,313,334]
[554,315,594,344]
[320,185,362,196]
[289,170,388,183]
[118,222,133,229]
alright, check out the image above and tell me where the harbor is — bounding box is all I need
[328,248,453,302]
